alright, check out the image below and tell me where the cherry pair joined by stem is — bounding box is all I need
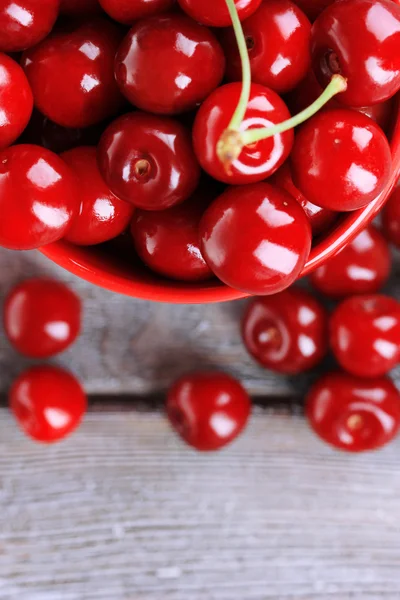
[0,0,59,52]
[99,0,175,24]
[178,0,262,27]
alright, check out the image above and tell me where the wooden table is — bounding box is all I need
[1,248,400,600]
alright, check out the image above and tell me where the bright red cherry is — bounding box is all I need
[21,18,124,128]
[62,146,134,246]
[311,0,400,107]
[60,0,101,16]
[310,225,391,298]
[4,278,81,358]
[290,0,333,21]
[242,288,328,374]
[270,162,337,236]
[200,183,312,295]
[98,112,200,211]
[220,0,311,94]
[0,53,33,149]
[382,179,400,248]
[178,0,262,27]
[10,365,87,443]
[166,371,251,451]
[99,0,175,24]
[306,372,400,452]
[0,0,59,52]
[115,14,225,115]
[291,109,392,211]
[193,83,293,185]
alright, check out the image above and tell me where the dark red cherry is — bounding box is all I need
[270,162,337,236]
[60,0,101,16]
[306,372,400,452]
[0,53,33,149]
[220,0,311,94]
[290,0,333,21]
[4,278,81,358]
[99,0,175,24]
[0,0,59,52]
[98,112,200,211]
[166,371,251,451]
[0,144,79,250]
[21,18,124,128]
[62,146,134,246]
[382,179,400,248]
[291,109,392,211]
[311,0,400,106]
[178,0,262,27]
[310,225,391,298]
[200,183,312,295]
[10,365,87,443]
[193,83,293,185]
[242,287,328,374]
[115,13,225,115]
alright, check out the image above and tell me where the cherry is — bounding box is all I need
[115,13,225,115]
[306,372,400,452]
[242,287,328,374]
[10,365,87,443]
[166,371,251,451]
[0,144,79,250]
[193,83,293,185]
[310,225,391,298]
[290,0,333,21]
[0,53,33,150]
[270,162,337,236]
[291,109,392,212]
[311,0,400,107]
[98,112,200,211]
[99,0,175,24]
[200,182,312,295]
[220,0,311,95]
[60,0,101,16]
[177,0,262,27]
[4,278,81,358]
[382,179,400,248]
[0,0,59,52]
[21,18,124,128]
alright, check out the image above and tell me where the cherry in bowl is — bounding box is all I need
[382,179,400,248]
[0,54,33,150]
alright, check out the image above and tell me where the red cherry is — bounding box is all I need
[220,0,311,94]
[60,0,101,16]
[167,371,251,451]
[21,18,124,128]
[291,109,392,212]
[98,112,200,211]
[115,14,225,115]
[99,0,175,24]
[0,0,59,52]
[10,365,87,443]
[270,162,337,236]
[193,83,293,185]
[382,179,400,248]
[0,144,79,250]
[306,372,400,452]
[0,53,33,149]
[330,295,400,378]
[290,0,333,21]
[4,278,81,358]
[200,183,312,295]
[242,287,328,374]
[310,225,391,298]
[177,0,262,27]
[311,0,400,107]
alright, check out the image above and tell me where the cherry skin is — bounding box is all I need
[10,365,87,444]
[193,83,293,185]
[382,180,400,248]
[291,109,392,212]
[166,371,251,451]
[270,162,337,236]
[200,183,312,295]
[0,53,33,150]
[220,0,311,95]
[99,0,175,24]
[306,372,400,452]
[98,112,200,211]
[3,278,81,358]
[178,0,262,27]
[311,0,400,107]
[242,288,328,374]
[290,0,333,21]
[0,0,59,52]
[310,225,391,298]
[115,13,225,115]
[0,144,79,250]
[60,0,101,16]
[21,18,124,128]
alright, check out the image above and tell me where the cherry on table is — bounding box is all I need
[382,179,400,248]
[99,0,175,24]
[0,0,59,52]
[178,0,262,27]
[167,371,251,451]
[0,53,33,150]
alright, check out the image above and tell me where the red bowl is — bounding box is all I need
[41,98,400,304]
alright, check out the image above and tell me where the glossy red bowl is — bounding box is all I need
[41,99,400,304]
